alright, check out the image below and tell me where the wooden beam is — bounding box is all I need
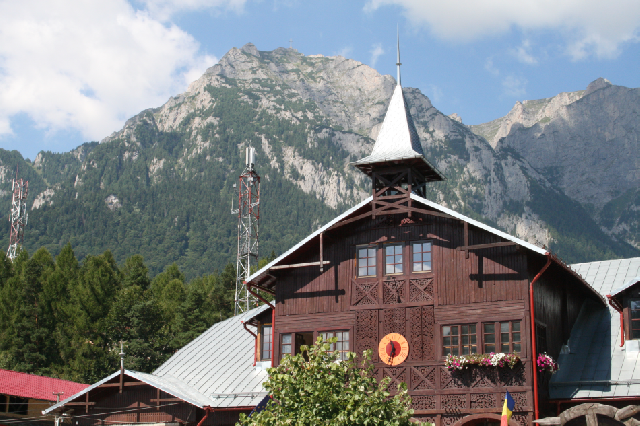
[270,261,330,270]
[150,398,183,403]
[456,241,517,251]
[319,232,323,273]
[464,222,469,259]
[251,283,275,295]
[99,382,148,388]
[65,402,96,407]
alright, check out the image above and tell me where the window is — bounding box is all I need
[8,396,28,415]
[261,325,272,360]
[442,324,477,356]
[281,333,292,358]
[483,321,521,354]
[483,323,496,353]
[319,330,350,361]
[357,246,377,277]
[385,244,403,274]
[0,395,6,413]
[631,300,640,339]
[412,241,432,272]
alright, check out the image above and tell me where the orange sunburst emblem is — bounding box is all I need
[378,333,409,366]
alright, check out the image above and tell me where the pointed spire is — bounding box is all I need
[396,25,402,86]
[353,32,444,183]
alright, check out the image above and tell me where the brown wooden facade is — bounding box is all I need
[252,201,604,426]
[51,373,249,426]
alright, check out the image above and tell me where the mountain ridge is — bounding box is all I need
[0,44,637,278]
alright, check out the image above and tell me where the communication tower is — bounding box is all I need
[7,168,29,261]
[232,147,260,315]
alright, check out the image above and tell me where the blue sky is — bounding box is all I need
[1,0,639,160]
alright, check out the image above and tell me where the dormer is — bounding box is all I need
[607,276,640,345]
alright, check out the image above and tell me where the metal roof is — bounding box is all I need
[354,85,425,165]
[352,85,444,181]
[153,304,269,408]
[611,276,640,298]
[0,369,87,402]
[44,305,271,414]
[550,257,640,399]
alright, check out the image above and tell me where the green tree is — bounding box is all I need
[238,338,424,426]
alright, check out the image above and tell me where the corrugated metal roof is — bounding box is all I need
[0,369,87,402]
[44,305,271,414]
[550,257,640,399]
[153,304,269,408]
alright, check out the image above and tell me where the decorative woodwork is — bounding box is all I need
[501,392,528,411]
[382,308,405,337]
[442,394,467,411]
[355,310,379,362]
[511,412,529,426]
[470,393,497,409]
[409,366,437,391]
[352,280,378,306]
[409,277,434,303]
[442,415,465,426]
[408,307,423,361]
[422,305,435,360]
[440,367,470,389]
[383,278,406,304]
[411,395,436,410]
[471,367,498,388]
[498,364,527,387]
[382,367,407,392]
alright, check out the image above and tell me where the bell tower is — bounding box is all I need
[353,37,443,218]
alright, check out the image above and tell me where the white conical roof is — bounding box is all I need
[355,84,426,165]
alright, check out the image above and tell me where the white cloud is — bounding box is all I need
[0,0,218,142]
[485,57,500,76]
[513,39,537,64]
[503,75,527,97]
[365,0,640,60]
[428,85,443,103]
[336,46,353,58]
[141,0,247,21]
[370,43,385,68]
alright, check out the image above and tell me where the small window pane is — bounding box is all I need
[358,246,377,277]
[513,343,521,353]
[512,322,520,332]
[443,326,451,337]
[500,322,509,333]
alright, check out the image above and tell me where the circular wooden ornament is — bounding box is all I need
[378,333,409,366]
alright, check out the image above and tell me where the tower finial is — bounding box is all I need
[396,25,402,86]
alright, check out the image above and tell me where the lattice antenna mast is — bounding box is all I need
[7,167,29,261]
[232,147,260,315]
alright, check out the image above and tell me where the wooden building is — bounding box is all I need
[0,368,87,426]
[43,306,271,426]
[243,78,607,426]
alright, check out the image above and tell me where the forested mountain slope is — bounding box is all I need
[0,44,637,279]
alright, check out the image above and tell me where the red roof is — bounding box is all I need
[0,369,88,401]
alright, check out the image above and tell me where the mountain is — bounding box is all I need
[0,44,637,278]
[470,77,639,250]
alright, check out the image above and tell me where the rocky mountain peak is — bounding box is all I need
[240,42,260,57]
[585,77,612,95]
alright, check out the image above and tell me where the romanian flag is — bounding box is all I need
[501,391,515,426]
